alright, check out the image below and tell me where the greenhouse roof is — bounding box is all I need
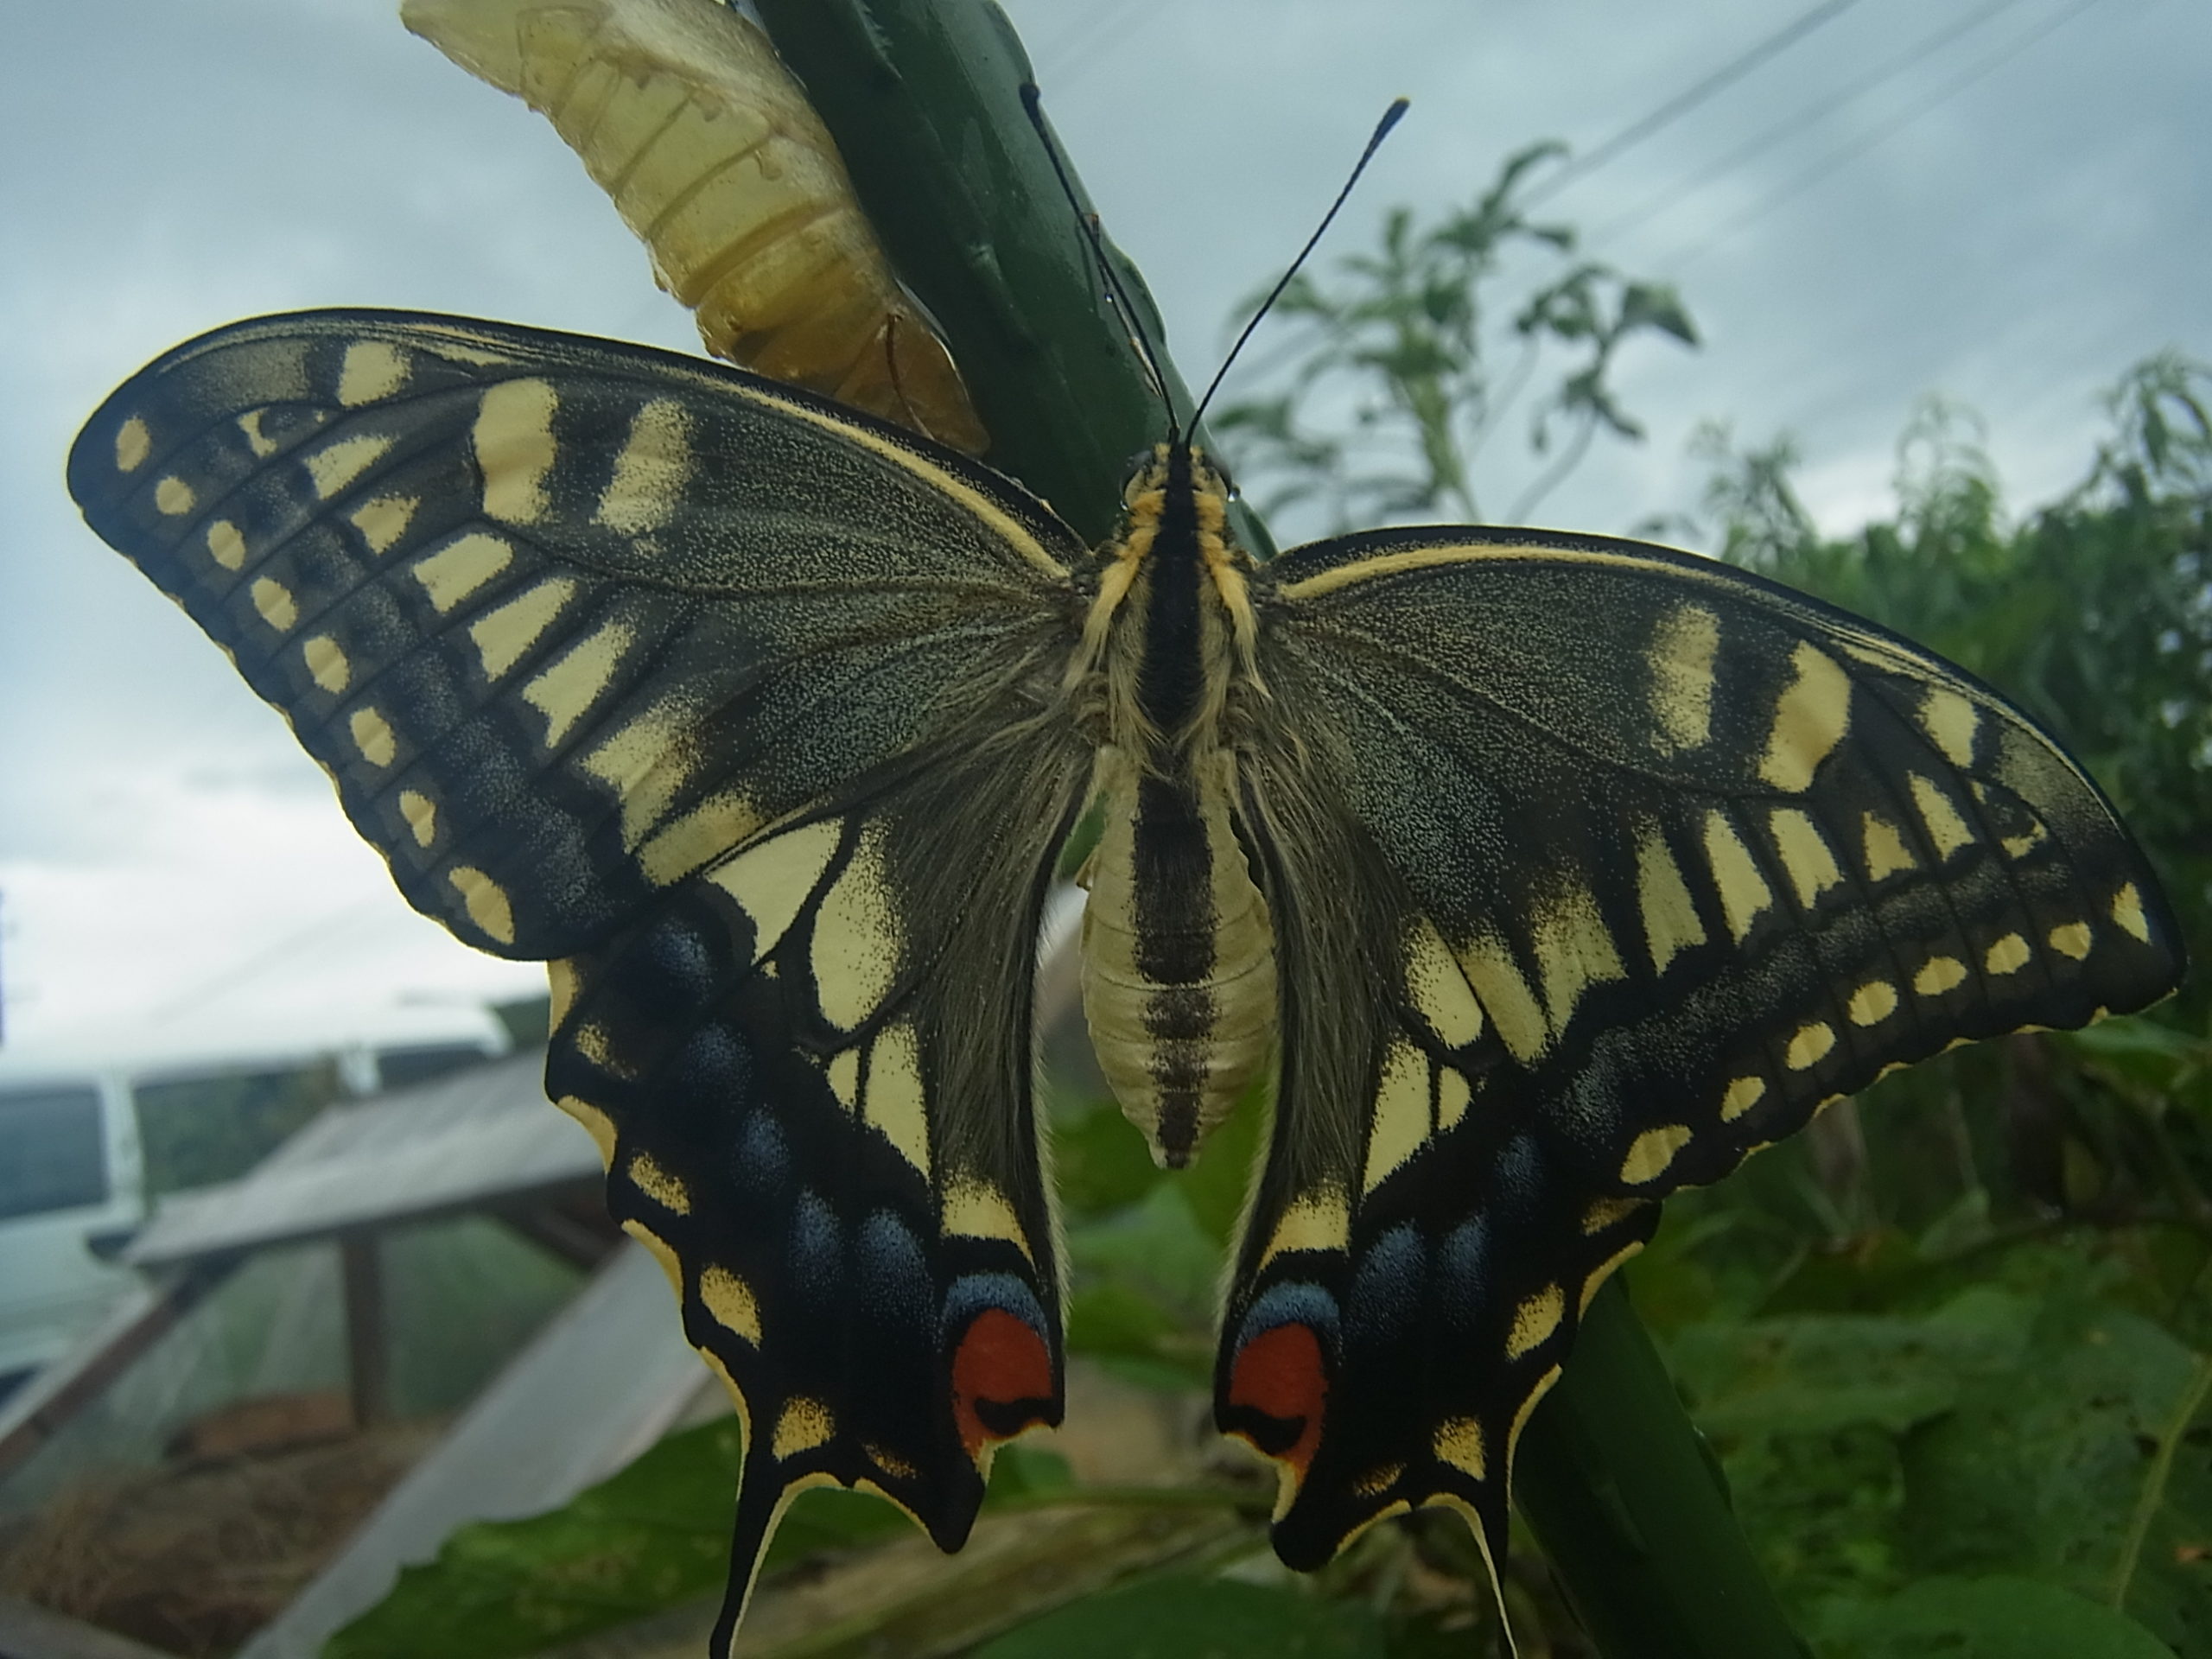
[126,1053,600,1268]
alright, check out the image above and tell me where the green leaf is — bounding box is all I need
[1053,1096,1171,1218]
[324,1418,737,1659]
[982,1442,1077,1504]
[1668,1310,2013,1440]
[325,1417,909,1659]
[1618,281,1700,346]
[1666,1276,2212,1653]
[1167,1077,1266,1248]
[1066,1184,1223,1324]
[1901,1295,2212,1653]
[1068,1281,1185,1358]
[1813,1574,2176,1658]
[1657,1305,2018,1618]
[972,1575,1387,1659]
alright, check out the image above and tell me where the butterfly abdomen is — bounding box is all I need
[1081,746,1277,1165]
[1077,445,1276,1166]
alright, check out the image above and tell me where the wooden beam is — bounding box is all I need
[339,1234,389,1428]
[499,1197,620,1272]
[0,1260,236,1481]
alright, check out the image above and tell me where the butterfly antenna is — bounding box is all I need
[1191,97,1408,431]
[1019,82,1179,440]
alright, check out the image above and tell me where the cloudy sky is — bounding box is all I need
[2,0,2202,1075]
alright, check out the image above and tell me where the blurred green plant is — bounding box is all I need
[1614,353,2212,1657]
[1209,141,1697,533]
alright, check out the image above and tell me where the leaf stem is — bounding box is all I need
[2108,1348,2212,1610]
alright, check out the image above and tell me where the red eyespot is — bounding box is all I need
[950,1307,1055,1459]
[1226,1322,1328,1476]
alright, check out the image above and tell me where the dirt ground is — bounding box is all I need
[0,1399,444,1658]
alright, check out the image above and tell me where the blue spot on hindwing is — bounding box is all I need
[856,1211,932,1340]
[1491,1134,1546,1222]
[671,1022,754,1118]
[1345,1225,1424,1348]
[619,911,725,1012]
[733,1108,790,1201]
[1437,1216,1491,1334]
[941,1273,1050,1349]
[788,1188,842,1300]
[1234,1281,1339,1356]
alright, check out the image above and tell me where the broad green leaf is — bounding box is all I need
[982,1442,1076,1504]
[1902,1295,2211,1653]
[326,1417,906,1659]
[1757,1228,1955,1318]
[1067,1280,1208,1388]
[1813,1574,2175,1658]
[1667,1313,2010,1440]
[1052,1096,1171,1217]
[1065,1184,1223,1324]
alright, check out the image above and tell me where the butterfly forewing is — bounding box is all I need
[1222,524,2184,1576]
[67,311,1077,959]
[67,309,1092,1636]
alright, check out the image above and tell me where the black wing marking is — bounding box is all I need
[1219,524,2183,1587]
[67,309,1083,958]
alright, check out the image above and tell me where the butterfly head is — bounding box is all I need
[1117,441,1236,512]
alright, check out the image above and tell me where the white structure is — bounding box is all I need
[0,1071,146,1389]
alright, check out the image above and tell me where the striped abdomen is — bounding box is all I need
[1080,746,1277,1167]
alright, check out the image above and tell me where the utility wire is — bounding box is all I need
[1033,0,1166,90]
[140,898,391,1028]
[1524,0,1868,207]
[1590,0,2032,249]
[1650,0,2106,268]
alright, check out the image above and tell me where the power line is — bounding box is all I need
[1033,0,1167,91]
[140,898,391,1028]
[1524,0,1868,207]
[1590,0,2033,249]
[1651,0,2107,269]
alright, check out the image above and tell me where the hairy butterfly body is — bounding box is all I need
[70,309,2183,1647]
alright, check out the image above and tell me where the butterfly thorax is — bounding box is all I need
[1073,444,1277,1167]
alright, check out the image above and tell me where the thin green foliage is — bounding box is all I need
[2108,1352,2211,1614]
[1210,142,1696,534]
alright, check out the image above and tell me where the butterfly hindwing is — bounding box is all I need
[66,309,1082,959]
[551,702,1090,1640]
[1221,524,2183,1576]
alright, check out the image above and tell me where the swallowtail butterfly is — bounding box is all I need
[69,309,2182,1649]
